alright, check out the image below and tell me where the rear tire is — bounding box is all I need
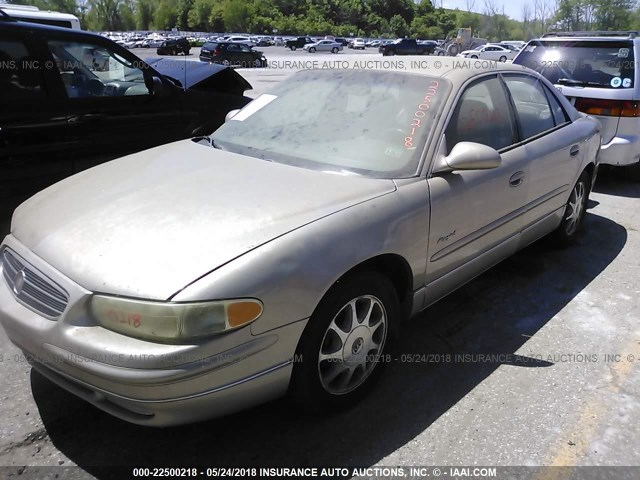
[331,47,338,53]
[290,272,398,413]
[553,171,590,245]
[291,46,297,51]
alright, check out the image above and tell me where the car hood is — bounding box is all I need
[11,140,396,300]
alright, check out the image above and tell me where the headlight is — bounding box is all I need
[90,295,263,343]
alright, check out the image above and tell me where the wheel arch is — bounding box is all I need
[327,253,414,321]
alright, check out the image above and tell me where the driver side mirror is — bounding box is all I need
[151,75,165,96]
[434,141,502,173]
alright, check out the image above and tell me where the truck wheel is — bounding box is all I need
[291,46,297,51]
[447,44,459,56]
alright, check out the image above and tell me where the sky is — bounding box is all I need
[439,0,530,22]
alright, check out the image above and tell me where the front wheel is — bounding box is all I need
[499,55,507,62]
[309,47,316,53]
[290,272,398,412]
[553,171,590,245]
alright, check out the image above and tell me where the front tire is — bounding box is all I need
[499,55,507,62]
[309,47,316,53]
[290,272,398,412]
[553,171,590,245]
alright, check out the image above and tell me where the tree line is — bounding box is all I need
[6,0,640,40]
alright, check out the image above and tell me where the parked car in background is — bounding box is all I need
[513,31,640,179]
[303,40,342,53]
[378,39,395,53]
[350,38,366,49]
[334,37,349,46]
[156,37,190,55]
[458,44,515,61]
[0,64,599,426]
[226,36,255,47]
[199,41,267,67]
[0,20,251,219]
[381,38,432,56]
[286,36,314,50]
[273,36,285,46]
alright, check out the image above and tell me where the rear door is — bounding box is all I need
[0,29,72,219]
[501,74,585,238]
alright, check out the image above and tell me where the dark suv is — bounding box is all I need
[200,42,267,67]
[157,37,190,56]
[0,18,252,220]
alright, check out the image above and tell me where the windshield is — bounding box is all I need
[514,40,635,89]
[211,69,449,178]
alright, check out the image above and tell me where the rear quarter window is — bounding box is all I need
[514,40,635,89]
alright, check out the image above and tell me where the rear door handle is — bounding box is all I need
[509,171,525,187]
[570,144,580,157]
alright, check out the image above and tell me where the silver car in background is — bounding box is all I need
[303,39,343,53]
[0,65,600,426]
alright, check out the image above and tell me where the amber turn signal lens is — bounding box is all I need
[227,301,263,328]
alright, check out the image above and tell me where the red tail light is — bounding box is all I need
[574,98,640,117]
[213,49,221,55]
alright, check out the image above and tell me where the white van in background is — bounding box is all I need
[0,4,81,30]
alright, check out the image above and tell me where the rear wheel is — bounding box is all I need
[291,46,297,51]
[331,47,338,53]
[553,171,590,245]
[290,272,398,412]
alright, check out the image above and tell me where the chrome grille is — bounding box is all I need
[1,248,69,319]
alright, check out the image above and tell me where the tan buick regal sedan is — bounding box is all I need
[0,64,601,426]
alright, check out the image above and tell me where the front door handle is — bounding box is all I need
[509,171,525,187]
[570,144,580,157]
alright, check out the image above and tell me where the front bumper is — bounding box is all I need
[0,235,307,426]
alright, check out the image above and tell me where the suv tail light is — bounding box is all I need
[574,98,640,118]
[213,49,221,55]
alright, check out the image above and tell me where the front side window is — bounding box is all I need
[212,69,450,178]
[48,40,150,98]
[445,76,516,153]
[0,38,46,101]
[503,75,555,140]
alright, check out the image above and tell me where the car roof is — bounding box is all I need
[529,36,636,42]
[359,62,541,86]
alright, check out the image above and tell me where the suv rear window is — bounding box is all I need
[202,42,217,50]
[514,40,635,89]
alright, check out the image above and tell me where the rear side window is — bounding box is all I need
[514,40,635,89]
[503,76,555,139]
[0,38,46,102]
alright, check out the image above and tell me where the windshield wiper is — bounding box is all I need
[557,78,610,87]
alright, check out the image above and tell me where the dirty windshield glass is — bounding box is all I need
[515,40,635,89]
[211,69,449,178]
